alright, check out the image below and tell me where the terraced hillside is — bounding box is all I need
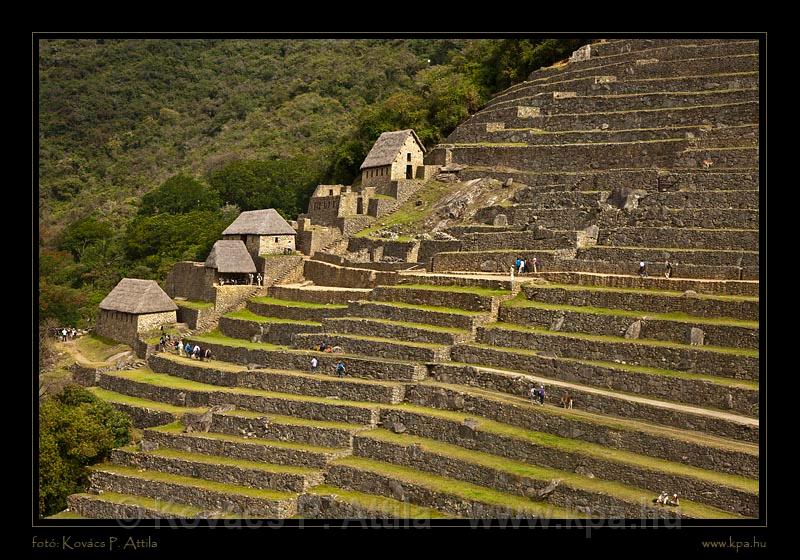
[62,38,760,520]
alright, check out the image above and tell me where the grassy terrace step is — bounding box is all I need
[404,381,758,478]
[348,300,485,331]
[111,446,323,492]
[174,299,214,310]
[145,422,350,468]
[212,410,369,448]
[430,360,757,441]
[67,491,235,519]
[327,456,586,519]
[396,272,516,291]
[301,484,451,519]
[477,323,758,382]
[224,309,322,326]
[292,332,450,363]
[352,429,740,519]
[523,283,758,321]
[149,353,405,404]
[533,271,760,297]
[48,510,87,519]
[453,342,757,391]
[499,297,758,349]
[379,405,759,508]
[547,259,758,282]
[98,369,380,425]
[88,386,207,428]
[322,317,473,346]
[371,285,511,313]
[576,245,759,269]
[247,297,349,321]
[88,464,297,518]
[269,284,373,306]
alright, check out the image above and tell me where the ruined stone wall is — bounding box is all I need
[212,286,260,316]
[217,316,322,346]
[164,262,213,301]
[418,240,462,268]
[347,237,419,262]
[136,311,177,333]
[304,259,397,289]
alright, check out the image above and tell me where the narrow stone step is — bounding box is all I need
[88,464,298,518]
[111,446,324,492]
[144,422,351,468]
[98,369,380,425]
[447,343,758,417]
[477,323,759,382]
[352,429,743,518]
[293,332,449,363]
[403,381,758,479]
[299,485,451,519]
[377,407,758,517]
[323,317,473,346]
[149,354,405,404]
[326,456,587,519]
[67,491,236,519]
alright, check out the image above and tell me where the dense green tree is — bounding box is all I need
[39,386,131,517]
[59,217,114,259]
[138,174,221,216]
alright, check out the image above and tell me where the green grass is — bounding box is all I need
[223,409,364,431]
[485,322,759,358]
[385,403,758,493]
[224,309,322,326]
[307,485,451,518]
[361,299,482,316]
[90,464,296,501]
[250,296,347,309]
[533,282,759,303]
[333,455,586,518]
[153,422,344,453]
[88,387,208,415]
[318,333,446,350]
[70,491,238,517]
[392,283,511,297]
[139,446,321,475]
[418,380,757,455]
[461,343,758,390]
[175,299,214,310]
[187,330,287,350]
[75,334,131,362]
[338,316,470,335]
[48,510,87,519]
[105,368,379,409]
[359,429,741,519]
[353,180,459,239]
[502,294,759,328]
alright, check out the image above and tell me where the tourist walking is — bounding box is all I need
[192,344,201,359]
[203,348,212,361]
[335,361,346,378]
[519,258,526,275]
[531,257,539,273]
[61,328,68,342]
[664,260,673,279]
[256,273,263,286]
[310,356,318,373]
[537,384,545,405]
[638,261,647,278]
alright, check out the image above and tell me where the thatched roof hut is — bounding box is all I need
[205,240,257,273]
[222,209,296,236]
[99,279,178,314]
[360,129,426,170]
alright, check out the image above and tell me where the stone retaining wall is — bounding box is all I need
[218,316,321,346]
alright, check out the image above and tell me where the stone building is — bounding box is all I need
[204,240,257,284]
[360,129,426,190]
[95,278,178,346]
[222,209,296,257]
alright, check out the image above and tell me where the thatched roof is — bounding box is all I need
[99,278,178,314]
[222,209,296,236]
[360,130,426,170]
[205,240,257,273]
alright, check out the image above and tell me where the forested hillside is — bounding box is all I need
[38,38,587,327]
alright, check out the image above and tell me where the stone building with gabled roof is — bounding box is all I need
[96,278,178,346]
[204,240,257,284]
[360,129,426,189]
[222,208,296,257]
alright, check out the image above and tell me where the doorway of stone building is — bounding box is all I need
[406,165,413,179]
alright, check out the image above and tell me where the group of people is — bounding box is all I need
[637,260,673,279]
[56,327,79,342]
[309,356,346,377]
[514,257,539,275]
[317,341,342,354]
[653,491,680,506]
[530,385,574,409]
[219,273,264,286]
[157,333,212,361]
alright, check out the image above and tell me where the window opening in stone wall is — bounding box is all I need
[407,153,411,161]
[329,189,333,196]
[274,237,278,243]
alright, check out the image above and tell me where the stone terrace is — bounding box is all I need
[66,38,760,521]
